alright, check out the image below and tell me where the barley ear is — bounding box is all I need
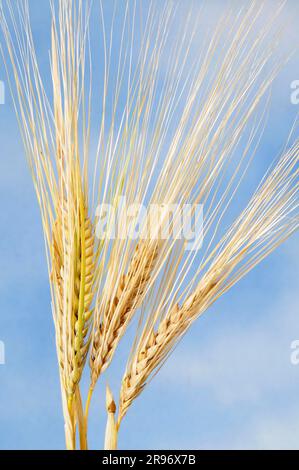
[90,242,159,385]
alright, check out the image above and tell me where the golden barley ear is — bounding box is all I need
[118,139,299,424]
[52,201,95,395]
[90,241,159,386]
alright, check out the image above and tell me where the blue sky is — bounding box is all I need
[0,0,299,450]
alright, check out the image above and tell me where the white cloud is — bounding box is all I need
[209,406,299,450]
[162,300,299,406]
[156,266,299,449]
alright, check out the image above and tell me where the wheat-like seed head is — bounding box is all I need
[0,0,97,424]
[119,140,299,422]
[52,199,95,395]
[63,1,297,406]
[90,241,159,386]
[88,0,287,394]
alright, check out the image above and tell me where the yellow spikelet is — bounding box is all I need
[52,200,95,396]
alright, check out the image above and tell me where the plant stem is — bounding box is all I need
[67,395,77,450]
[75,387,88,450]
[83,386,94,448]
[60,379,76,450]
[104,385,118,450]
